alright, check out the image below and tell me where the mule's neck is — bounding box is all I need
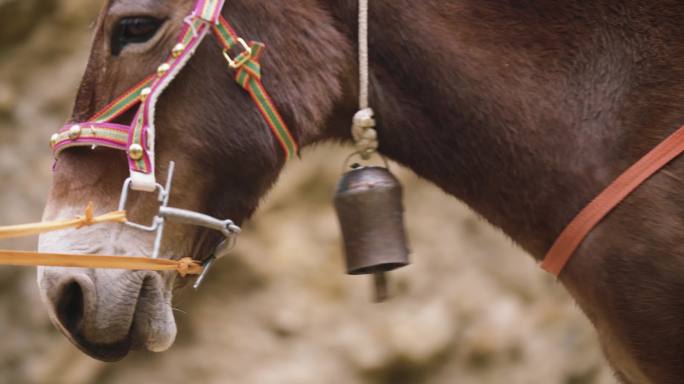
[320,0,684,258]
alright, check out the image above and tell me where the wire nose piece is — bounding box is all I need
[117,161,241,287]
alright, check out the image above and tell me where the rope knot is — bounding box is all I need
[75,202,96,229]
[352,108,378,159]
[177,257,203,277]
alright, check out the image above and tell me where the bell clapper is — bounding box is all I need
[373,272,389,302]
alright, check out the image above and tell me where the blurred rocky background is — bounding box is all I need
[0,2,616,383]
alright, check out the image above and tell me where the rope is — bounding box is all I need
[0,202,125,239]
[0,202,203,276]
[358,0,370,110]
[352,0,379,160]
[0,251,202,277]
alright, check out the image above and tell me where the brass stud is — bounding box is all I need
[50,133,60,148]
[157,63,171,77]
[172,43,185,58]
[68,124,82,140]
[129,143,144,160]
[140,87,152,101]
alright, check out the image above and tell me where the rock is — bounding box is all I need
[462,298,525,367]
[335,322,393,372]
[0,0,57,47]
[385,299,456,366]
[0,84,16,120]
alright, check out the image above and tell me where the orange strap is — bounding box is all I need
[0,202,203,276]
[542,124,684,276]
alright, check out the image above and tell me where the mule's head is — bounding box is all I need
[37,0,348,361]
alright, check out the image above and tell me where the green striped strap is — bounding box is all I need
[194,0,225,23]
[128,16,209,174]
[214,17,298,159]
[91,75,155,123]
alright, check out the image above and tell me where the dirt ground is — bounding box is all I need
[0,2,616,384]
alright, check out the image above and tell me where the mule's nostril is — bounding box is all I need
[56,281,85,334]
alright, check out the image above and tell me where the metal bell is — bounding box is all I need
[334,164,410,301]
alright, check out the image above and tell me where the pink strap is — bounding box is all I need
[194,0,226,23]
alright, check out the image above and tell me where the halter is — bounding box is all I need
[45,0,298,286]
[50,0,296,190]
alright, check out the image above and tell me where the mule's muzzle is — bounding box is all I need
[40,267,173,362]
[59,276,136,361]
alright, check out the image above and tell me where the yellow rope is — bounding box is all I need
[0,202,125,239]
[0,202,203,276]
[0,251,202,276]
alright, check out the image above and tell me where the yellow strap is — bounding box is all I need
[0,251,202,276]
[0,202,203,276]
[0,202,125,239]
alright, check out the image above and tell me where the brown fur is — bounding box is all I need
[47,0,684,381]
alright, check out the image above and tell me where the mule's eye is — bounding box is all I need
[111,17,163,56]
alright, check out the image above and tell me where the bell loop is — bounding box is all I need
[342,150,391,174]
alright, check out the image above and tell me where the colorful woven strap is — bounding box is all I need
[50,1,298,188]
[214,17,298,159]
[194,0,226,23]
[90,75,155,123]
[52,122,130,154]
[128,16,211,177]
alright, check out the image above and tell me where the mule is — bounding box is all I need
[37,0,684,382]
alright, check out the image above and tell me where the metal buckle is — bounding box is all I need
[222,38,252,69]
